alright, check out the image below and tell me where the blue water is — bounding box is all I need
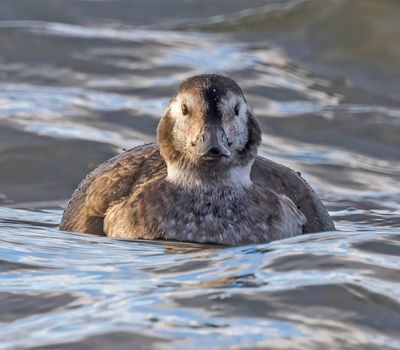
[0,0,400,349]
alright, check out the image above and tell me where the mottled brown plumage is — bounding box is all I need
[60,74,335,245]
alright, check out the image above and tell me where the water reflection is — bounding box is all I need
[0,211,399,349]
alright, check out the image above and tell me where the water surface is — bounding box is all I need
[0,1,400,349]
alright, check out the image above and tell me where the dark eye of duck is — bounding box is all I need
[234,103,240,116]
[181,103,189,116]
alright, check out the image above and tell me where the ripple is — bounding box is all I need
[0,211,399,349]
[1,1,400,348]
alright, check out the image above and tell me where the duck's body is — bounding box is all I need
[60,145,334,245]
[60,74,335,245]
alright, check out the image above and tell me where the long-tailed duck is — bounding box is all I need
[60,74,335,245]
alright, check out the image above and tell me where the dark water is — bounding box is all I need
[1,0,400,349]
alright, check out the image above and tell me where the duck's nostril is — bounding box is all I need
[207,147,221,156]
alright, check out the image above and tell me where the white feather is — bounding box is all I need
[166,161,253,189]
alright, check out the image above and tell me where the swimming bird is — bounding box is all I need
[60,74,335,245]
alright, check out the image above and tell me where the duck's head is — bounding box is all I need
[157,74,261,186]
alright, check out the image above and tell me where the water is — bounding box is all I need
[0,0,399,348]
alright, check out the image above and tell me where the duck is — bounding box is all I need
[60,74,335,245]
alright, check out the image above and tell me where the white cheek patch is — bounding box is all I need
[169,97,182,120]
[168,96,194,147]
[218,92,249,150]
[168,98,186,146]
[169,94,202,123]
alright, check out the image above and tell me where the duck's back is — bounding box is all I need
[251,158,335,233]
[60,144,334,235]
[59,144,165,235]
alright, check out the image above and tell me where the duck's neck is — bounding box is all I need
[165,161,254,189]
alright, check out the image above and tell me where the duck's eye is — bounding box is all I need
[234,104,240,116]
[181,103,189,116]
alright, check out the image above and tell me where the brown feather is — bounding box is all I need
[60,74,335,244]
[60,144,335,240]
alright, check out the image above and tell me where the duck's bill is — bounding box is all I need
[197,126,231,159]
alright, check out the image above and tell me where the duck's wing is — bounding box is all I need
[251,156,335,233]
[59,143,166,235]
